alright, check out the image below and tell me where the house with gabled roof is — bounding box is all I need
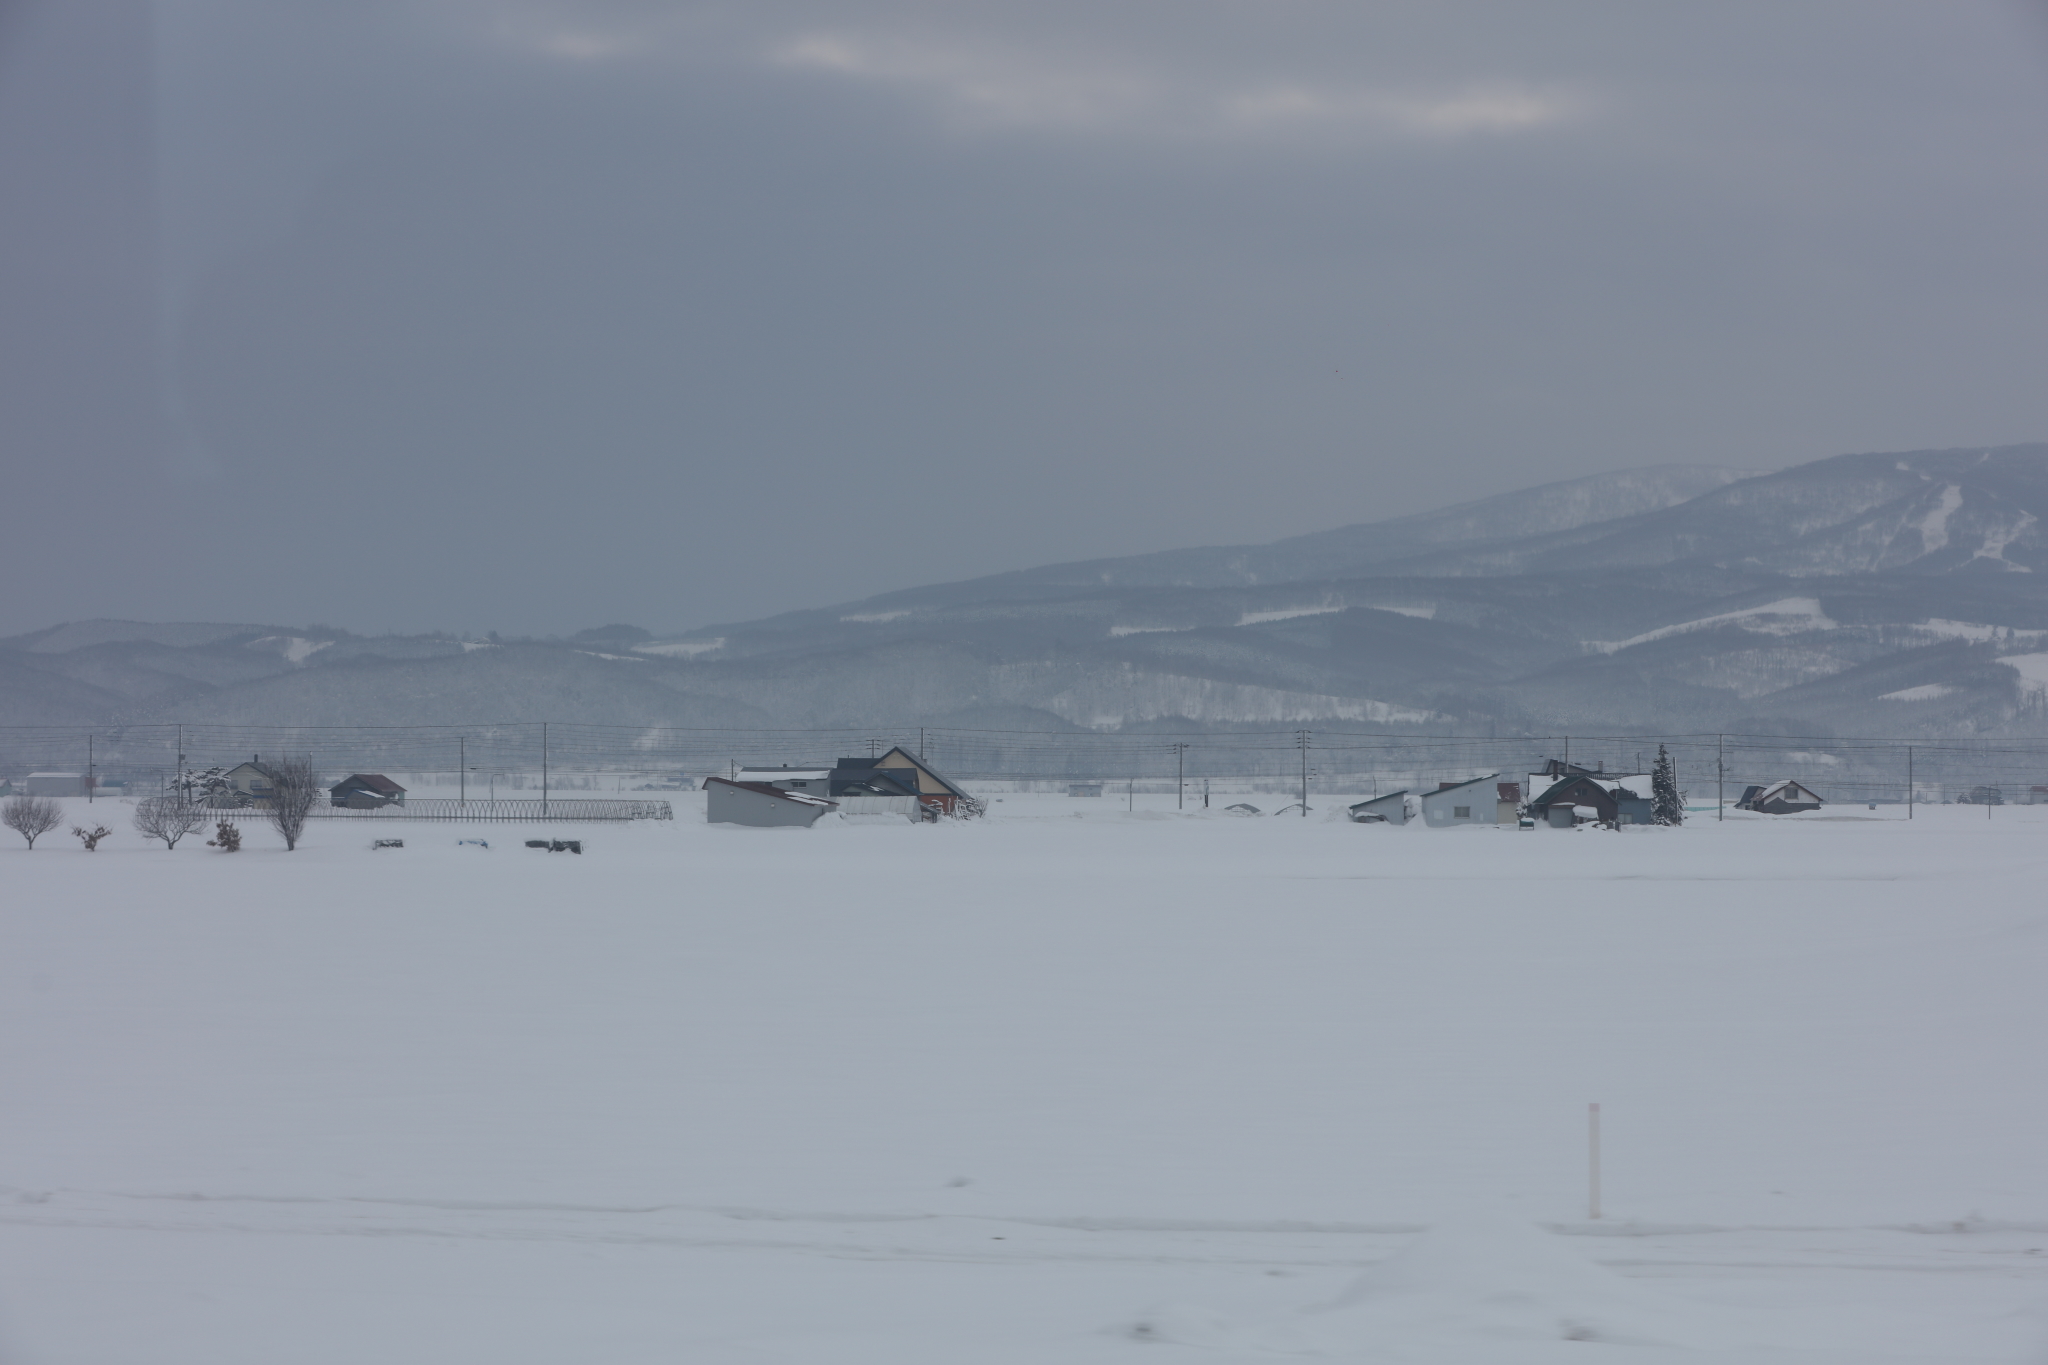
[831,747,978,817]
[329,774,406,809]
[223,759,281,807]
[1528,773,1654,827]
[1734,780,1822,814]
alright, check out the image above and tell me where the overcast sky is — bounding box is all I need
[5,1,2048,639]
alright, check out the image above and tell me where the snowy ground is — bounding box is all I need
[2,795,2045,1363]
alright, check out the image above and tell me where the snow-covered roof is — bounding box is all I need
[1757,779,1821,800]
[709,777,839,807]
[736,769,833,781]
[1589,776,1650,798]
[1421,774,1497,799]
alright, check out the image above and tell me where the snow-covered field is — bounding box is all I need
[2,795,2045,1363]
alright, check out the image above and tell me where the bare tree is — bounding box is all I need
[2,794,63,849]
[265,755,321,851]
[134,796,205,849]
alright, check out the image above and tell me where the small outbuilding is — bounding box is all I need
[1495,781,1522,825]
[705,776,838,828]
[25,772,89,797]
[1348,790,1410,824]
[330,774,406,808]
[1734,780,1823,814]
[1419,775,1498,828]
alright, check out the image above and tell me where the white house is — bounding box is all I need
[1419,775,1498,828]
[706,776,837,828]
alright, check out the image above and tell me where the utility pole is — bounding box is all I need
[1175,742,1187,810]
[1717,734,1724,822]
[87,734,93,802]
[542,722,549,817]
[918,728,924,761]
[1907,745,1913,819]
[1297,730,1310,816]
[459,736,466,805]
[1588,1103,1602,1220]
[176,723,185,801]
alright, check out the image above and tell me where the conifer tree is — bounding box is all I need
[1652,744,1683,825]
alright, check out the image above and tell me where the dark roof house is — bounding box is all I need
[1529,774,1655,826]
[329,774,407,809]
[831,747,977,816]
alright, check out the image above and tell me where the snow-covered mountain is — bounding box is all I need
[8,444,2048,737]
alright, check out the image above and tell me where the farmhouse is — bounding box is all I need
[329,774,407,809]
[1528,774,1655,827]
[1735,780,1823,814]
[831,747,975,817]
[223,760,281,807]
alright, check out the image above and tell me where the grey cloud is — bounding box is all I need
[2,1,2046,639]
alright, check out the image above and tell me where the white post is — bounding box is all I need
[1588,1102,1602,1220]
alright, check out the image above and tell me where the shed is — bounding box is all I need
[1734,780,1823,814]
[704,776,838,828]
[25,772,88,797]
[329,774,406,809]
[1418,775,1498,827]
[1068,782,1104,798]
[1348,790,1410,824]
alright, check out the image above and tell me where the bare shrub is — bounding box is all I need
[207,821,242,852]
[134,796,204,850]
[3,794,62,849]
[264,755,320,851]
[72,824,112,851]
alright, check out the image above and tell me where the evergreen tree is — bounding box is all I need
[1652,744,1683,825]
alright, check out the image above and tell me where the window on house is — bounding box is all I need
[1453,805,1470,818]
